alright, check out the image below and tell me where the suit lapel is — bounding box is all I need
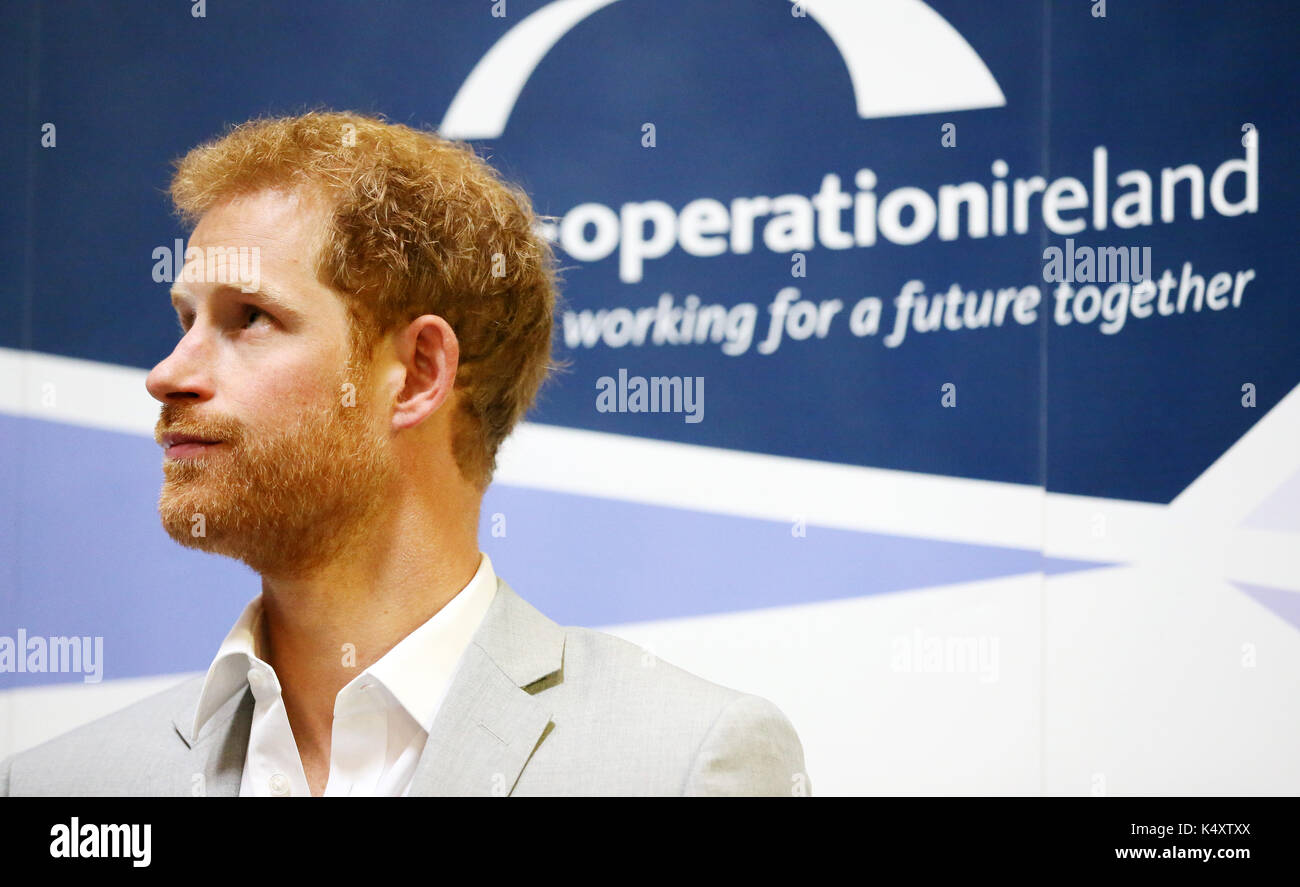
[407,578,565,796]
[167,577,565,797]
[171,684,254,797]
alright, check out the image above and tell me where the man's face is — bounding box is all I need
[146,186,399,578]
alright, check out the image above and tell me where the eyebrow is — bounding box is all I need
[170,284,299,317]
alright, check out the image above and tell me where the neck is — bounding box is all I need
[255,483,481,765]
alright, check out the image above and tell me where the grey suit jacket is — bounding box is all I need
[1,579,810,796]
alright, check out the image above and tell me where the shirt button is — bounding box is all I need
[269,773,290,796]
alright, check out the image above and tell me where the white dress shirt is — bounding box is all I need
[190,552,499,797]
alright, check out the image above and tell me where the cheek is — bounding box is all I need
[223,345,355,422]
[232,365,327,419]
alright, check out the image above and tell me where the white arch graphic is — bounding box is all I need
[800,0,1007,119]
[439,0,1006,139]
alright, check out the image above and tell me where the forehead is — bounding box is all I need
[176,186,341,308]
[192,184,332,253]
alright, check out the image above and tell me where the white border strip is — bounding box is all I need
[495,421,1045,548]
[4,344,1295,591]
[0,346,159,436]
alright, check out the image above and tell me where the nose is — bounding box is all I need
[145,331,216,405]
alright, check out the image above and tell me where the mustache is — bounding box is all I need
[154,404,245,446]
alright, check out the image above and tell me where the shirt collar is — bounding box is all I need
[362,552,498,731]
[191,552,499,742]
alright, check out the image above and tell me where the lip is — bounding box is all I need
[162,433,225,460]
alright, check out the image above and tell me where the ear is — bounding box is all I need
[391,315,459,432]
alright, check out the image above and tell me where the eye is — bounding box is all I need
[243,306,271,329]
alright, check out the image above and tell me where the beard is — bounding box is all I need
[155,350,399,579]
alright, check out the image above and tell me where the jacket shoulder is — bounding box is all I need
[559,625,743,704]
[1,674,205,796]
[518,624,808,795]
